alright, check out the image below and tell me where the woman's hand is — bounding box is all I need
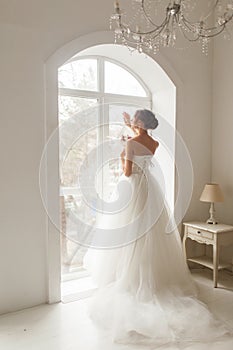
[123,112,131,127]
[123,112,137,135]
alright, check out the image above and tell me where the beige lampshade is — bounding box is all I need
[200,183,224,203]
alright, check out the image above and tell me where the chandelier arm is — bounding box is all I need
[182,14,233,34]
[180,17,227,41]
[181,17,204,34]
[179,18,209,42]
[183,17,232,31]
[182,2,233,31]
[180,29,202,42]
[110,0,233,54]
[141,0,167,28]
[120,34,148,47]
[199,25,226,38]
[118,0,168,35]
[119,22,169,47]
[123,16,169,36]
[180,0,220,26]
[178,20,201,42]
[197,0,220,22]
[146,17,170,36]
[180,17,198,32]
[184,26,225,41]
[150,20,171,40]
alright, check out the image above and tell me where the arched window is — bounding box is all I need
[58,56,151,183]
[58,56,152,285]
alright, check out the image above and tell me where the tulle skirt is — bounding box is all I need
[83,170,232,346]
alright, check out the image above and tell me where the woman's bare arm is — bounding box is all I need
[120,149,125,170]
[123,140,133,177]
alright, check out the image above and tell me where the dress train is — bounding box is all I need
[83,155,233,346]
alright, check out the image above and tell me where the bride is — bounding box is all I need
[83,109,232,346]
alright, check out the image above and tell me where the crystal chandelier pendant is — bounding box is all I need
[109,0,233,54]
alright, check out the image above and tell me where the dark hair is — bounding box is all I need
[134,109,159,130]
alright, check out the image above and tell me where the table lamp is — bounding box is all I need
[200,183,224,224]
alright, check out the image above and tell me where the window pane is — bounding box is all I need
[58,59,98,91]
[59,96,97,122]
[60,128,98,187]
[59,96,98,184]
[59,100,98,279]
[105,61,147,97]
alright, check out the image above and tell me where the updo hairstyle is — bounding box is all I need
[134,109,159,130]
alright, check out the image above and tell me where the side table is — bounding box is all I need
[183,221,233,287]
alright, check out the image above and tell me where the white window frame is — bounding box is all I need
[59,55,152,111]
[59,56,152,286]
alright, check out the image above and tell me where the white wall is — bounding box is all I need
[212,37,233,224]
[211,35,233,264]
[0,0,213,314]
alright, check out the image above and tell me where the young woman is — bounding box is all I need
[83,109,232,346]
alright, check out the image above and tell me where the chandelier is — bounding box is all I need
[110,0,233,54]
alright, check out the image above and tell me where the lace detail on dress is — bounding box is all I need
[132,155,154,175]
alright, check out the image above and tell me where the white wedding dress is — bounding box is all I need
[83,154,232,346]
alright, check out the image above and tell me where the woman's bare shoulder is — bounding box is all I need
[148,135,159,147]
[126,136,139,145]
[154,139,159,147]
[128,135,140,141]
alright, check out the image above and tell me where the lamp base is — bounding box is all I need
[206,202,218,224]
[206,219,218,225]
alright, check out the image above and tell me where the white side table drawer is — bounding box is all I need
[187,226,214,240]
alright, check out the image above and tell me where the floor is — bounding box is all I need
[1,268,233,350]
[61,275,97,302]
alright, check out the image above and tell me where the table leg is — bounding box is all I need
[182,227,187,263]
[213,237,219,288]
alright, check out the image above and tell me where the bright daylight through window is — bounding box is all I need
[58,56,151,297]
